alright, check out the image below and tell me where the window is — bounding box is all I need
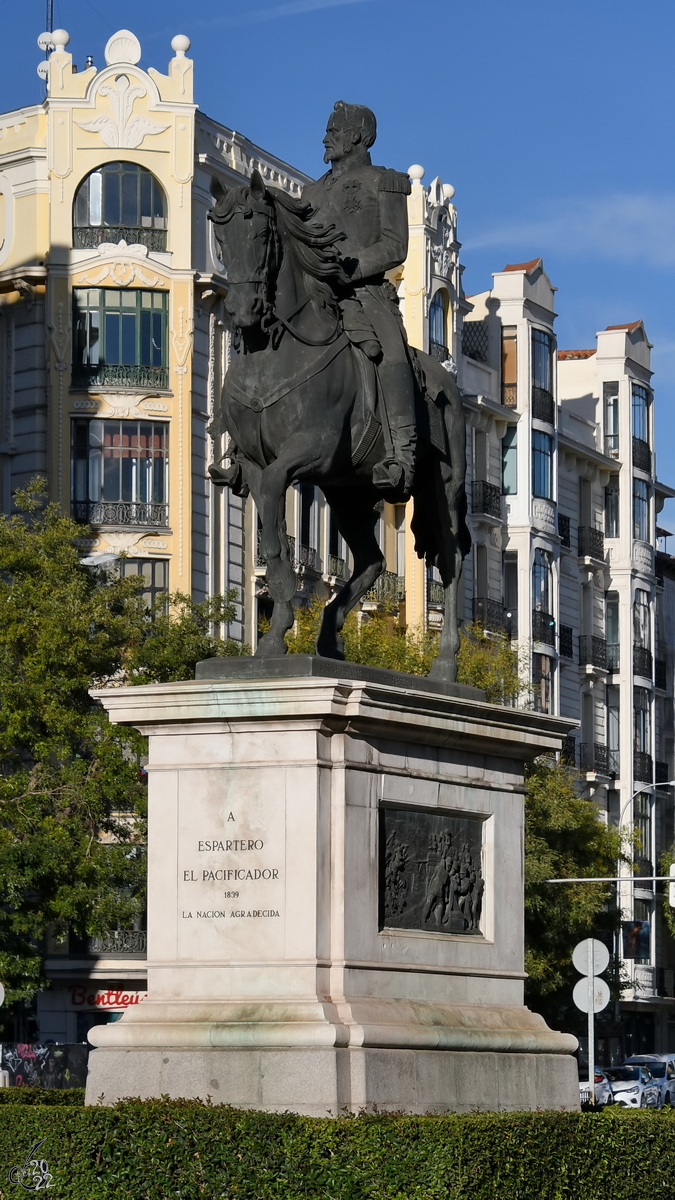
[502,425,517,494]
[119,558,169,608]
[73,162,167,250]
[532,547,552,613]
[605,476,619,538]
[533,653,553,713]
[632,384,650,444]
[633,478,649,541]
[606,593,619,670]
[633,897,651,965]
[300,484,318,551]
[71,418,169,525]
[604,382,619,457]
[607,685,620,774]
[532,328,554,419]
[395,504,406,576]
[501,326,517,407]
[73,289,168,389]
[633,589,651,649]
[429,292,447,353]
[634,687,651,754]
[532,430,553,498]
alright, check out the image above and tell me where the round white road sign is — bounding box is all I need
[573,976,610,1014]
[572,938,610,977]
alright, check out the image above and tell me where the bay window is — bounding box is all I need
[73,288,168,389]
[72,418,169,526]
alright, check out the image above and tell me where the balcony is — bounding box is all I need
[579,634,607,670]
[471,480,502,519]
[532,386,554,424]
[502,383,517,408]
[634,751,653,784]
[632,436,652,474]
[472,596,507,634]
[606,643,620,673]
[328,553,346,579]
[656,761,671,785]
[72,364,169,390]
[580,743,619,777]
[429,340,449,364]
[88,930,147,956]
[73,225,167,252]
[365,570,405,606]
[558,513,571,548]
[73,500,168,527]
[256,531,318,572]
[427,578,445,607]
[578,526,604,560]
[461,320,488,364]
[604,433,619,459]
[655,659,667,690]
[532,608,556,646]
[634,965,657,996]
[559,624,574,660]
[633,645,653,680]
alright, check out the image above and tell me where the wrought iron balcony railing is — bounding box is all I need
[472,596,507,633]
[632,436,652,474]
[633,645,653,680]
[656,761,670,785]
[429,340,449,363]
[427,578,445,606]
[578,526,604,560]
[579,634,607,669]
[72,364,169,390]
[634,751,653,784]
[461,320,488,364]
[532,608,556,646]
[558,513,571,548]
[256,531,318,572]
[89,930,147,956]
[73,225,167,251]
[364,570,405,606]
[606,643,620,673]
[655,659,667,690]
[604,433,619,459]
[73,500,168,527]
[328,553,346,579]
[532,386,554,424]
[559,624,574,659]
[471,480,502,519]
[580,743,619,777]
[502,383,517,408]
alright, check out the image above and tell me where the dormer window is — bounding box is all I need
[73,162,167,251]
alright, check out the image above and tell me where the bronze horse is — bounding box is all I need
[208,169,470,683]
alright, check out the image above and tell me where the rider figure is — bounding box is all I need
[303,101,417,500]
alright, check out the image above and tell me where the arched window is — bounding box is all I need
[73,162,167,251]
[429,291,447,360]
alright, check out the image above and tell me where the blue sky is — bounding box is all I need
[5,0,675,521]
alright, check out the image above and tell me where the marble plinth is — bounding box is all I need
[86,663,579,1112]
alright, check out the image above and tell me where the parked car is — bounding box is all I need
[625,1055,675,1106]
[604,1065,661,1108]
[579,1068,614,1107]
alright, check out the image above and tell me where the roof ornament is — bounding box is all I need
[104,29,142,67]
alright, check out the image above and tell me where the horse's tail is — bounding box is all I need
[411,352,471,575]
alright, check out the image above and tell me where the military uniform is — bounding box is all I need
[303,162,416,497]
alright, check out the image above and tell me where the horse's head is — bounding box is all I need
[208,169,276,329]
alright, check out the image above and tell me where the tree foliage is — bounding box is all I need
[285,595,439,675]
[0,483,241,1010]
[456,623,526,705]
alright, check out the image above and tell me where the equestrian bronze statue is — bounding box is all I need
[208,101,470,683]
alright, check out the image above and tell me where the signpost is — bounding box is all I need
[572,939,610,1098]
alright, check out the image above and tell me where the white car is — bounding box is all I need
[625,1055,675,1106]
[579,1068,614,1107]
[604,1064,661,1108]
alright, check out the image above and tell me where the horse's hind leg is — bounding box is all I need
[316,486,385,660]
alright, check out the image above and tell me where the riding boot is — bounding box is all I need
[372,362,417,501]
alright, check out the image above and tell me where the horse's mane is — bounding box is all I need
[209,179,348,311]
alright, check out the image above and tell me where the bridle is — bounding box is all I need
[222,199,341,349]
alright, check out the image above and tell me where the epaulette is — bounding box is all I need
[378,169,411,195]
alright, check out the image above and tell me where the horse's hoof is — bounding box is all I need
[315,634,346,661]
[255,634,288,658]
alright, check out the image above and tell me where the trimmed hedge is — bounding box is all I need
[0,1103,673,1199]
[0,1087,84,1105]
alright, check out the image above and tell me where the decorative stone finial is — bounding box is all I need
[51,29,70,53]
[171,34,191,57]
[408,164,425,183]
[104,29,142,66]
[442,183,455,201]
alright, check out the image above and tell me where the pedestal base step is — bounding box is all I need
[86,1046,579,1114]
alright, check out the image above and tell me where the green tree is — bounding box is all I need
[456,622,527,705]
[0,483,242,1013]
[524,758,624,1028]
[285,595,438,675]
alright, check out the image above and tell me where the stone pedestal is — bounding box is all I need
[86,661,579,1113]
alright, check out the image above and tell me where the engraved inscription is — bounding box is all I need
[380,807,484,935]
